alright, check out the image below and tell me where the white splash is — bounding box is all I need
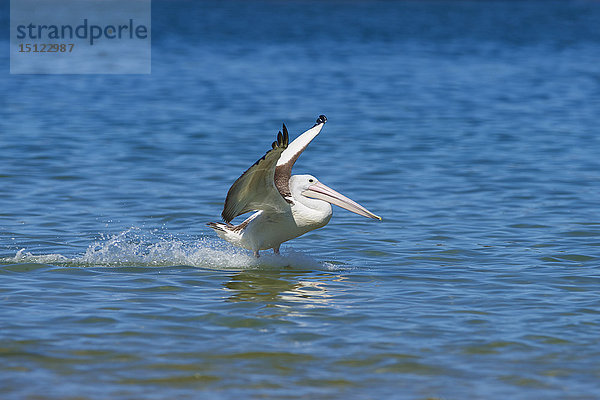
[11,248,71,264]
[2,228,335,271]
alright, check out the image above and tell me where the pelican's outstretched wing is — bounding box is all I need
[221,125,290,222]
[274,115,327,198]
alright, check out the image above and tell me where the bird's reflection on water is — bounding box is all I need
[223,270,344,305]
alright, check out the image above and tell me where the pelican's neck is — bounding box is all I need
[290,183,332,229]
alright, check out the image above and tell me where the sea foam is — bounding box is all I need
[2,228,336,271]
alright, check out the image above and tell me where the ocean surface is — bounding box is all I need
[1,1,600,398]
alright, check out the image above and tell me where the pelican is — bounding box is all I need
[208,115,381,257]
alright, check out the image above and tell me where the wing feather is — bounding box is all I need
[221,126,290,222]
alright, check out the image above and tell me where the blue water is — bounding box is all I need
[2,1,600,398]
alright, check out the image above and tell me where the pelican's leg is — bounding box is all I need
[253,250,260,258]
[273,245,280,256]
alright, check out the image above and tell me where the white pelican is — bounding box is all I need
[208,115,381,257]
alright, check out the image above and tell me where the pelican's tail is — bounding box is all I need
[206,221,230,233]
[207,221,245,247]
[208,212,262,251]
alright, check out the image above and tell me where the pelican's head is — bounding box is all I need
[290,174,382,220]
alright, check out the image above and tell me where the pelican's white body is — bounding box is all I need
[213,175,333,252]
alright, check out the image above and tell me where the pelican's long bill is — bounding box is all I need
[303,182,382,221]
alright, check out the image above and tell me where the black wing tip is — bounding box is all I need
[221,211,230,222]
[316,115,327,124]
[221,202,234,222]
[273,125,288,149]
[282,124,289,146]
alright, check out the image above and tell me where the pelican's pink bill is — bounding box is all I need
[303,181,382,220]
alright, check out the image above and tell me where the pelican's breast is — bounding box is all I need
[241,210,299,251]
[290,201,332,232]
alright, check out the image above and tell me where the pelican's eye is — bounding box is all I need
[308,179,314,183]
